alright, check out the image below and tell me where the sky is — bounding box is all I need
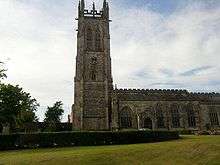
[0,0,220,121]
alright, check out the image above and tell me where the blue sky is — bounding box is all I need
[118,0,180,13]
[0,0,220,121]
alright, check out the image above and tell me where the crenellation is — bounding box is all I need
[115,88,190,94]
[78,0,109,20]
[190,92,220,97]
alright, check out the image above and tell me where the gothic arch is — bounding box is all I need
[86,26,93,51]
[119,106,133,128]
[209,107,219,126]
[170,104,180,128]
[95,27,102,51]
[184,103,196,128]
[139,107,153,129]
[144,117,153,129]
[155,103,165,128]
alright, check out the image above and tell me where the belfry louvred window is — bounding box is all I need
[95,29,102,51]
[87,27,93,51]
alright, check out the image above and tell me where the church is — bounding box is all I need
[72,0,220,131]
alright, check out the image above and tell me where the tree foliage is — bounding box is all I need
[0,61,7,82]
[0,84,39,131]
[44,101,64,123]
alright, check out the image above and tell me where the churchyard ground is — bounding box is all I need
[0,135,219,165]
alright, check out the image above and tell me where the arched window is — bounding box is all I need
[95,29,102,51]
[120,107,132,128]
[144,117,152,129]
[171,104,180,128]
[90,70,96,80]
[209,107,219,126]
[156,104,165,128]
[90,57,97,81]
[87,27,93,51]
[186,104,196,127]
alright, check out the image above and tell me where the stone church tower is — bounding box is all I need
[73,0,113,130]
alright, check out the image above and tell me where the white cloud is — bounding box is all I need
[110,1,220,92]
[0,0,220,121]
[0,0,75,121]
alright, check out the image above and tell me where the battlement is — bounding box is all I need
[114,88,220,96]
[189,92,220,97]
[115,88,189,94]
[113,88,220,102]
[78,0,109,19]
[83,9,103,18]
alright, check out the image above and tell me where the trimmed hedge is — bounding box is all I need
[178,130,195,135]
[0,131,179,150]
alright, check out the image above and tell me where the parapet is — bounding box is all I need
[114,88,188,94]
[78,0,109,19]
[113,88,220,102]
[189,92,220,97]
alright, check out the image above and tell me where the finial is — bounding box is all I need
[81,0,85,11]
[106,2,109,18]
[92,2,96,17]
[78,0,81,17]
[93,2,95,11]
[102,0,109,19]
[103,0,107,8]
[78,1,80,9]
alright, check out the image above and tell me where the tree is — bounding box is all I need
[0,61,7,82]
[44,101,64,132]
[0,84,39,133]
[44,101,64,123]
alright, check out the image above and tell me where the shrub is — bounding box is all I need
[0,134,19,150]
[178,129,194,135]
[0,131,179,150]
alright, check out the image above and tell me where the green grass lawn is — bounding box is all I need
[0,135,219,165]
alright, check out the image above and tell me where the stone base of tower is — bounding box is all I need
[83,117,109,130]
[72,104,83,130]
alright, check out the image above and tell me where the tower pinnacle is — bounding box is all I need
[78,1,81,16]
[93,2,95,10]
[103,0,107,8]
[102,0,109,19]
[92,2,96,17]
[81,0,85,11]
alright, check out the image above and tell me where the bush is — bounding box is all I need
[0,131,179,150]
[178,129,194,135]
[195,131,210,135]
[0,134,19,150]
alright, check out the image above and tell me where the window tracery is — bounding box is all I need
[156,104,165,128]
[171,104,180,128]
[120,107,132,128]
[209,107,219,126]
[95,29,102,51]
[186,104,196,127]
[87,27,93,51]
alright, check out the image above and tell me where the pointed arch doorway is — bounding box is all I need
[144,117,153,129]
